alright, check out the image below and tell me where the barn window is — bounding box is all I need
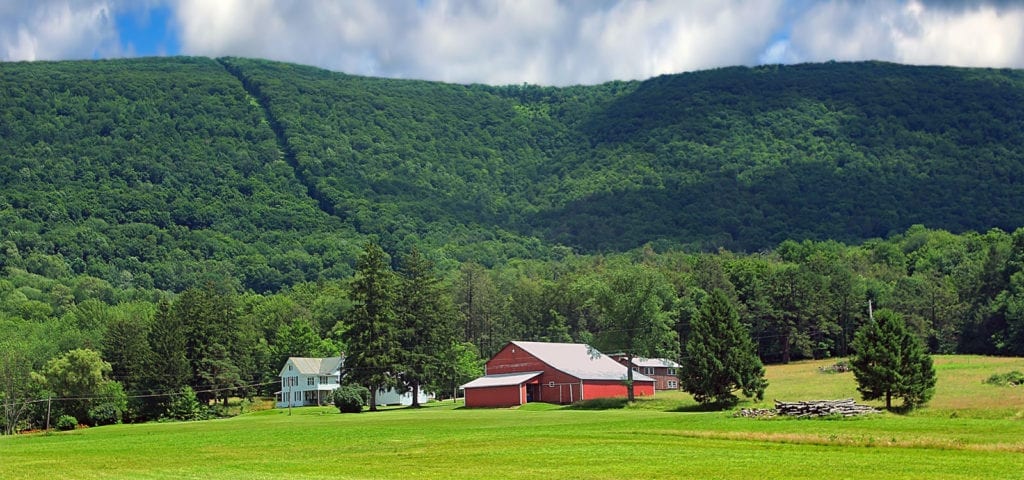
[668,380,677,389]
[667,368,676,375]
[643,367,655,375]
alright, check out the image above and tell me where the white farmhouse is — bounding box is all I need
[277,356,429,408]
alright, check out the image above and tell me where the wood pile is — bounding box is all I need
[734,408,775,418]
[735,399,878,419]
[774,399,878,418]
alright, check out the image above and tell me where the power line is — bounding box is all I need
[0,379,279,410]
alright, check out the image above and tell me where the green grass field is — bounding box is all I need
[2,356,1022,479]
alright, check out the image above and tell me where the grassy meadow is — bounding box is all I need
[1,355,1022,479]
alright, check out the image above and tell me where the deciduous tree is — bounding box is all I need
[590,264,678,401]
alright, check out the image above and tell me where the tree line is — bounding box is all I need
[3,224,1020,430]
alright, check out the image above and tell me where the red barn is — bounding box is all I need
[461,341,656,408]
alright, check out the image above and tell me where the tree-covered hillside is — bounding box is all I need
[530,62,1024,251]
[0,58,362,292]
[3,57,1024,291]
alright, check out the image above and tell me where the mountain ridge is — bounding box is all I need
[2,57,1023,291]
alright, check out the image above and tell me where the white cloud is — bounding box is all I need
[0,0,123,61]
[4,1,1024,84]
[786,0,1024,68]
[171,0,787,85]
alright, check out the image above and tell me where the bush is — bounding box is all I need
[330,385,369,413]
[88,380,128,426]
[984,371,1024,387]
[55,415,78,431]
[165,386,203,421]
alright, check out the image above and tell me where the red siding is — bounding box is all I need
[486,343,583,404]
[486,343,550,375]
[582,380,655,400]
[465,384,526,408]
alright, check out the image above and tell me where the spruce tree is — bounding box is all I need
[146,299,190,417]
[680,289,767,406]
[850,309,936,410]
[342,242,401,412]
[396,249,456,407]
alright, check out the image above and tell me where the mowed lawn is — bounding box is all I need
[1,356,1022,479]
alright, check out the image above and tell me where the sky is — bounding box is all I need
[2,0,1023,86]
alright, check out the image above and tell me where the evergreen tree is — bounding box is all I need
[850,308,937,410]
[342,242,401,412]
[174,283,247,406]
[146,299,190,417]
[101,308,152,421]
[396,249,456,407]
[680,289,767,406]
[101,309,152,395]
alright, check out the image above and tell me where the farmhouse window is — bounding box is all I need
[667,368,676,375]
[307,377,315,386]
[643,367,655,375]
[668,380,677,388]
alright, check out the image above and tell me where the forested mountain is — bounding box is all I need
[0,58,361,293]
[3,57,1024,426]
[3,57,1024,291]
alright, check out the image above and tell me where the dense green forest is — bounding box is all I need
[2,57,1024,429]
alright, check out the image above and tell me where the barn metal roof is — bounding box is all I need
[511,341,655,382]
[460,371,544,389]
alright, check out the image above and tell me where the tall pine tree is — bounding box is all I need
[396,249,457,407]
[342,242,401,412]
[680,289,767,406]
[851,308,936,410]
[146,299,190,417]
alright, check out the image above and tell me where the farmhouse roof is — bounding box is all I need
[461,371,543,389]
[511,341,655,382]
[628,357,681,369]
[283,357,343,376]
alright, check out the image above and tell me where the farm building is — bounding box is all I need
[461,341,655,408]
[609,354,681,390]
[276,356,429,408]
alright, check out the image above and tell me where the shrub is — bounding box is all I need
[330,385,369,413]
[55,415,78,431]
[984,371,1024,387]
[88,380,128,426]
[165,386,203,421]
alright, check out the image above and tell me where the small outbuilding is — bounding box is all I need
[461,341,655,408]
